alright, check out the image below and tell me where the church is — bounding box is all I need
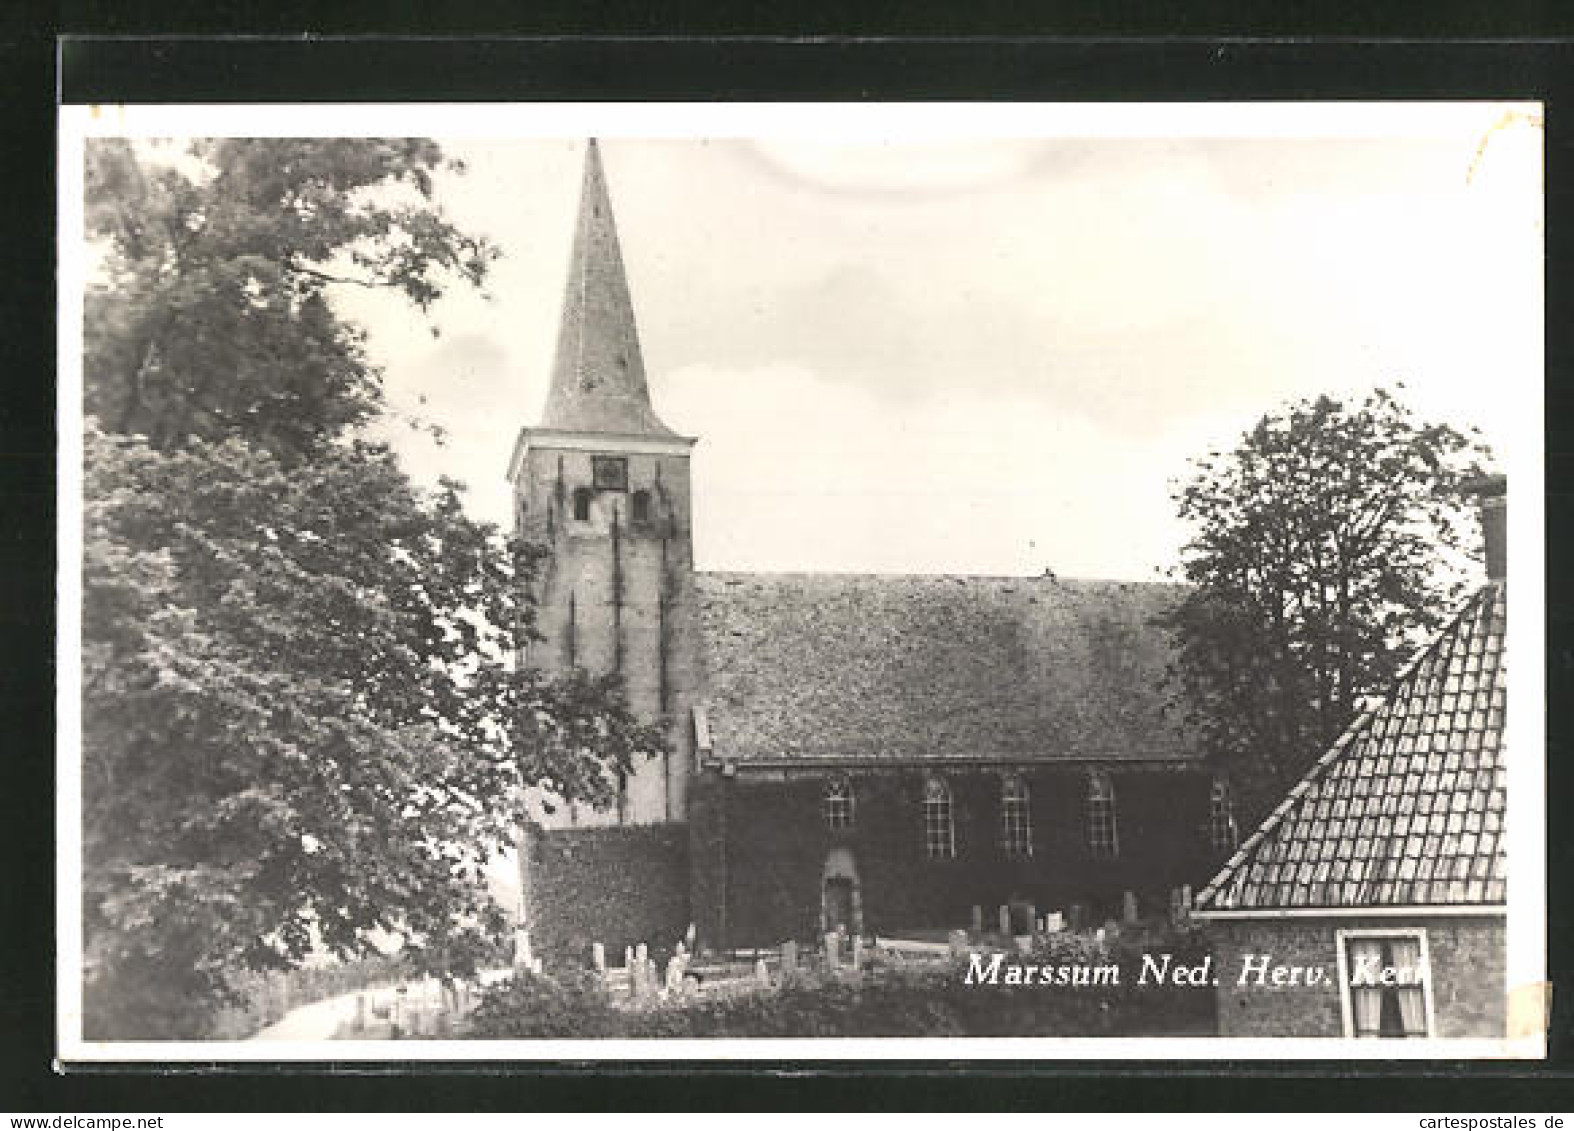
[511,140,1236,958]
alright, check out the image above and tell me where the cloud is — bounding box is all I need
[336,131,1539,579]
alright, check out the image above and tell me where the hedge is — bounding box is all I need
[464,930,1217,1038]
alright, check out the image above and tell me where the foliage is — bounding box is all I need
[464,930,1216,1038]
[465,969,621,1039]
[85,138,495,456]
[1163,388,1491,814]
[80,139,665,1039]
[208,954,409,1039]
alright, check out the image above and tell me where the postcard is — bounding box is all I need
[56,101,1546,1061]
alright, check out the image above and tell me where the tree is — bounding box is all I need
[80,139,664,1038]
[85,137,494,456]
[1163,388,1492,818]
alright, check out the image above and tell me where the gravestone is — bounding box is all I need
[782,940,798,972]
[824,932,840,970]
[948,930,969,956]
[592,942,606,976]
[998,905,1011,936]
[1123,890,1140,924]
[970,905,983,933]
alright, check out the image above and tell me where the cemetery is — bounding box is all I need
[264,887,1216,1040]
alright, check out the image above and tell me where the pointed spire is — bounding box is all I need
[539,139,676,437]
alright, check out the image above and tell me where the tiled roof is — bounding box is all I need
[695,572,1199,767]
[1195,582,1507,913]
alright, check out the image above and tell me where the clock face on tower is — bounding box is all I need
[592,455,629,492]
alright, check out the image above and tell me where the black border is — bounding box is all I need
[7,30,1573,1110]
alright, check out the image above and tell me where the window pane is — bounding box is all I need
[824,777,854,830]
[1087,773,1118,857]
[1210,778,1238,851]
[924,779,954,859]
[1001,776,1033,858]
[1342,934,1430,1039]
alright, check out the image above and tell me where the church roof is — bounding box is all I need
[694,572,1200,768]
[1194,582,1507,914]
[539,139,679,439]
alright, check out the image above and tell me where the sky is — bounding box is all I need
[56,103,1547,988]
[277,107,1544,581]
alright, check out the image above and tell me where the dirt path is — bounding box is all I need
[248,987,366,1041]
[248,969,512,1041]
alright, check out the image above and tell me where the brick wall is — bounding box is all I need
[689,765,1226,949]
[524,823,691,959]
[1206,914,1506,1038]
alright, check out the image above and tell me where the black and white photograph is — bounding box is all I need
[56,102,1545,1060]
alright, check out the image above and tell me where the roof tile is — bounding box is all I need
[696,573,1197,766]
[1195,583,1506,912]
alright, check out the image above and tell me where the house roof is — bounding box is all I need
[1194,581,1507,914]
[694,571,1199,768]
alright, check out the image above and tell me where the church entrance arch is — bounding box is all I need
[821,847,863,937]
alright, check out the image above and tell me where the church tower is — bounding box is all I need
[508,141,702,955]
[509,139,701,828]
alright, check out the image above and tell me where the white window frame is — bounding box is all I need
[1335,927,1437,1039]
[1086,771,1119,858]
[1209,775,1239,852]
[823,775,855,830]
[923,776,956,860]
[1000,773,1033,859]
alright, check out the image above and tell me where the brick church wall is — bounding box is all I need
[525,824,691,960]
[1206,915,1506,1038]
[689,765,1226,949]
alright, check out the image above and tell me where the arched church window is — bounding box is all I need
[1086,771,1119,859]
[631,490,652,524]
[1000,774,1033,859]
[1210,775,1238,852]
[823,776,855,830]
[572,488,592,522]
[923,777,955,860]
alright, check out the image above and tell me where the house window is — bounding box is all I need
[571,488,592,521]
[1086,771,1119,858]
[823,776,855,830]
[631,489,652,524]
[1209,775,1238,852]
[1338,930,1433,1038]
[1000,774,1033,858]
[923,777,955,860]
[591,455,628,492]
